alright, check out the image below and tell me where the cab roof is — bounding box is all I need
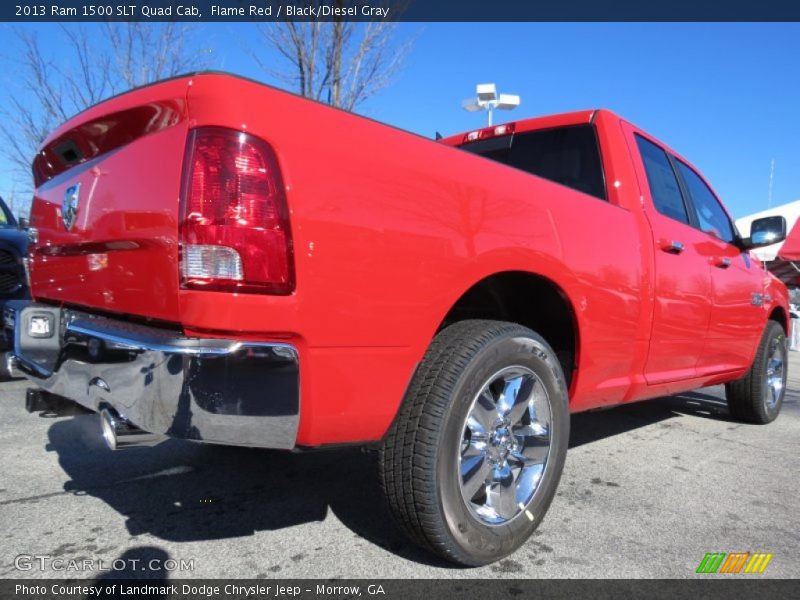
[440,109,618,146]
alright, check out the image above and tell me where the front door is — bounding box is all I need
[628,131,713,384]
[671,159,765,374]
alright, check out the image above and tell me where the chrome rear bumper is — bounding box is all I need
[5,301,299,449]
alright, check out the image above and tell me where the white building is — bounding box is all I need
[738,200,800,349]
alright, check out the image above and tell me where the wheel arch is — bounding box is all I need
[769,305,788,334]
[435,270,580,393]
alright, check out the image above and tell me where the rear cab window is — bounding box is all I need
[459,124,607,201]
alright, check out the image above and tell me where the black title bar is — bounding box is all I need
[3,579,800,600]
[4,0,800,22]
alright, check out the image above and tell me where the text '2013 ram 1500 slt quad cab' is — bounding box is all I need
[6,72,790,566]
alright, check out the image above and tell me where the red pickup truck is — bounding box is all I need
[7,72,789,566]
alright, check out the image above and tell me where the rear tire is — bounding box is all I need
[379,320,569,566]
[725,320,787,424]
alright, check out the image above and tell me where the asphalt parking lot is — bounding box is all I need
[0,356,798,580]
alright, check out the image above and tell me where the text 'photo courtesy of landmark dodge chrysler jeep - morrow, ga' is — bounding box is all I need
[6,72,790,566]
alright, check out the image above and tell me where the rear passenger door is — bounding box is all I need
[629,132,714,384]
[672,160,764,374]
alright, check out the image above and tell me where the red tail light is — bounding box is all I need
[179,127,294,294]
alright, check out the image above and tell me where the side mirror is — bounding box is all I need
[17,217,29,230]
[748,215,786,248]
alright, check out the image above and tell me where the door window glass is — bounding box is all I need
[635,135,689,225]
[675,161,736,243]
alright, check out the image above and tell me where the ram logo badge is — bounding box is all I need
[62,183,80,231]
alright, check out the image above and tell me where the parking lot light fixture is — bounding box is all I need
[462,83,521,126]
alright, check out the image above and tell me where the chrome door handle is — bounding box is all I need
[713,257,732,269]
[660,240,685,254]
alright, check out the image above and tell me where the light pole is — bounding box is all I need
[462,83,521,126]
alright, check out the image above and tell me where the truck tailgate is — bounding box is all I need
[29,78,191,323]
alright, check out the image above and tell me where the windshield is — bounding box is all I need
[0,199,15,228]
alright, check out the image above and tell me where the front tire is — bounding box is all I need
[725,320,787,424]
[379,320,569,566]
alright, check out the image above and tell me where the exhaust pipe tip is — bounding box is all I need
[99,408,120,451]
[100,408,164,450]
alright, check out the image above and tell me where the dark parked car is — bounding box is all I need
[0,196,29,351]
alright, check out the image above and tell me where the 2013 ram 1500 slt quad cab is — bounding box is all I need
[7,72,789,566]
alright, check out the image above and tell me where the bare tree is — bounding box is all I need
[255,2,411,111]
[3,183,20,216]
[104,23,202,90]
[0,23,205,212]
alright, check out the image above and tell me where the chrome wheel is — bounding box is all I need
[725,321,786,425]
[458,365,552,525]
[765,337,786,409]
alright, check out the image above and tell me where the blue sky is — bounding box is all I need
[1,22,798,219]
